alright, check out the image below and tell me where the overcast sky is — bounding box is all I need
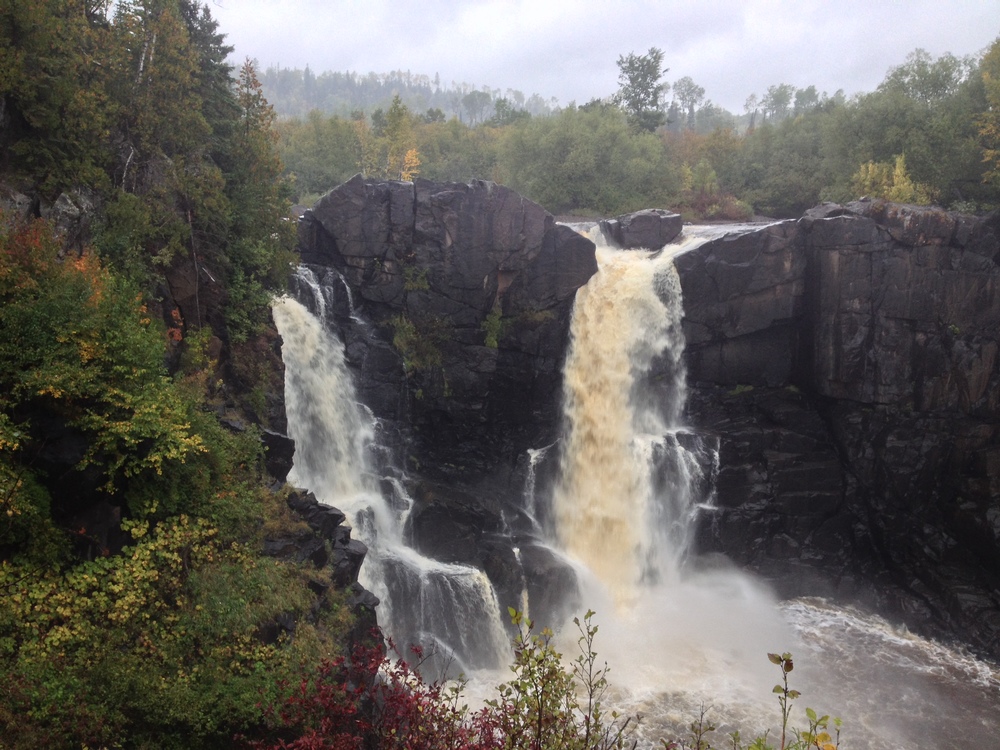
[209,0,999,113]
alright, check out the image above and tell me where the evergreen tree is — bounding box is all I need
[223,58,294,342]
[0,0,112,191]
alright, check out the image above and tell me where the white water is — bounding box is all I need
[546,227,794,737]
[552,233,719,604]
[273,291,510,674]
[276,227,1000,747]
[544,226,1000,749]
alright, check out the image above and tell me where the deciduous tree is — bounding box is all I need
[672,76,705,130]
[979,37,1000,193]
[614,47,669,131]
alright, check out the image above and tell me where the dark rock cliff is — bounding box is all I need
[675,201,1000,657]
[294,178,1000,659]
[299,175,595,482]
[295,175,597,625]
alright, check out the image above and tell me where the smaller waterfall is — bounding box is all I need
[522,442,556,528]
[273,285,510,674]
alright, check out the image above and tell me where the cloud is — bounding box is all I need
[209,0,998,112]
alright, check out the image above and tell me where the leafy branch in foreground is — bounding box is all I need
[260,610,845,750]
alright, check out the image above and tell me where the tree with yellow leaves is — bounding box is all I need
[355,95,423,180]
[978,36,1000,192]
[850,153,936,204]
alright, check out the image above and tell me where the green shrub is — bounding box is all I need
[390,314,444,372]
[404,266,431,291]
[482,305,504,348]
[0,515,352,749]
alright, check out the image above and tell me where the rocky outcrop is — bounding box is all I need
[675,200,1000,656]
[263,489,379,644]
[600,208,683,249]
[297,175,596,489]
[293,175,597,625]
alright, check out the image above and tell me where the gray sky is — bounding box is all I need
[209,0,999,112]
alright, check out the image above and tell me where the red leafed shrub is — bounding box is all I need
[253,612,638,750]
[253,635,487,750]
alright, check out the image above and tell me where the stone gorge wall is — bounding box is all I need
[295,175,596,625]
[293,177,1000,658]
[298,175,596,480]
[676,201,1000,656]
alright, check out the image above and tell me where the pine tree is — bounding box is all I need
[0,0,112,191]
[222,58,294,342]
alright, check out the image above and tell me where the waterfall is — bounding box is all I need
[539,227,787,717]
[275,226,1000,748]
[544,227,1000,750]
[552,232,719,603]
[273,283,510,675]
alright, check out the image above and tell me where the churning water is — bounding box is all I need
[274,224,1000,749]
[546,226,1000,749]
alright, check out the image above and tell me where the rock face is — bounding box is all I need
[674,201,1000,657]
[293,179,1000,659]
[294,176,597,622]
[298,175,595,482]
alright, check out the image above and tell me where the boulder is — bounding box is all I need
[600,208,683,249]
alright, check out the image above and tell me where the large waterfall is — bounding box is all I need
[547,228,795,731]
[546,228,1000,749]
[553,233,716,604]
[275,227,1000,749]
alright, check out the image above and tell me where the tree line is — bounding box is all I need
[0,2,333,746]
[260,65,559,123]
[275,43,1000,219]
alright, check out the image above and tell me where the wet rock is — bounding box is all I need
[298,175,596,491]
[600,208,683,249]
[517,543,580,630]
[262,429,295,483]
[330,539,368,588]
[677,201,1000,658]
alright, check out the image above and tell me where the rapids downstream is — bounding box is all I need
[273,225,1000,750]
